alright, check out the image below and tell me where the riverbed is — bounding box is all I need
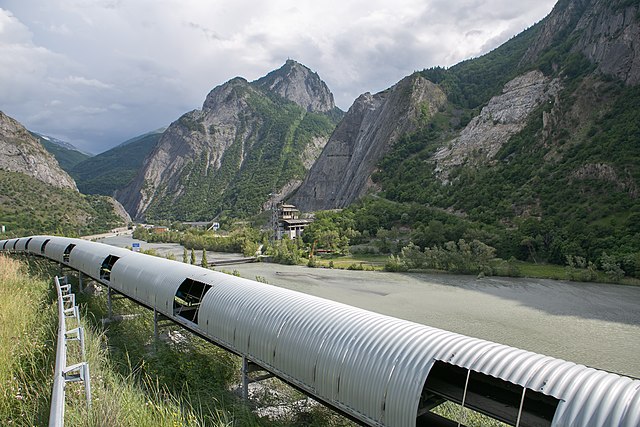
[99,235,640,378]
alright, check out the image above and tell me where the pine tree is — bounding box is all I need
[183,247,188,263]
[201,249,208,268]
[190,248,196,265]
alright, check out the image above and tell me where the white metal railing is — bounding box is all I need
[49,276,91,427]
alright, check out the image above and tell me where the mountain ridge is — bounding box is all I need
[0,111,78,191]
[118,60,342,220]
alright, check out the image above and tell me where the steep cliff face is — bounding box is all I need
[0,111,77,190]
[118,61,340,220]
[433,71,561,183]
[521,0,640,84]
[291,74,447,211]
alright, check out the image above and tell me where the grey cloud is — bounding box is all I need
[0,0,556,154]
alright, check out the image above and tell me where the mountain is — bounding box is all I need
[0,170,128,238]
[31,131,91,154]
[291,74,447,211]
[292,0,640,269]
[115,127,166,148]
[254,59,338,113]
[118,60,342,221]
[0,111,77,190]
[70,130,163,196]
[0,111,128,237]
[32,132,92,171]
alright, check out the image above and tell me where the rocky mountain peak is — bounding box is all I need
[118,61,340,220]
[0,111,77,191]
[202,77,251,113]
[253,59,336,112]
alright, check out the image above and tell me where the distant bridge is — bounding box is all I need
[2,235,639,427]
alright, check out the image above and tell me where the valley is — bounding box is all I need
[1,0,639,424]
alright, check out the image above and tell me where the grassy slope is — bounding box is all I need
[367,7,640,271]
[70,133,161,196]
[0,170,124,238]
[0,254,354,426]
[0,255,55,425]
[39,138,91,171]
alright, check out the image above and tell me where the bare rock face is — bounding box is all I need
[522,0,640,85]
[108,197,132,223]
[292,74,447,211]
[254,59,336,112]
[572,163,638,198]
[433,71,561,183]
[118,77,257,219]
[0,111,78,190]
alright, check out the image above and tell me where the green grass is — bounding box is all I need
[0,255,56,426]
[0,254,354,426]
[312,253,387,270]
[433,402,508,427]
[512,261,568,280]
[514,261,640,286]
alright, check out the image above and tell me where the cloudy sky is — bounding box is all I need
[1,0,556,154]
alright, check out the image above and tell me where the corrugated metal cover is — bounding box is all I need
[15,238,29,251]
[43,237,75,262]
[26,236,50,254]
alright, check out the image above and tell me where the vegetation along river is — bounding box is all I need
[100,235,640,378]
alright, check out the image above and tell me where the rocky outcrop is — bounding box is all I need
[572,163,638,198]
[0,111,77,190]
[254,59,336,112]
[522,0,640,85]
[118,61,338,220]
[108,197,132,223]
[291,74,447,211]
[433,71,561,183]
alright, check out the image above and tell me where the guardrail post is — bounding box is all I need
[49,276,91,427]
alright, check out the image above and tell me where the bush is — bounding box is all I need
[384,255,408,272]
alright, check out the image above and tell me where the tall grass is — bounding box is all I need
[0,254,56,426]
[1,255,337,426]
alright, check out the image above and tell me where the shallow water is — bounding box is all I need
[100,235,640,378]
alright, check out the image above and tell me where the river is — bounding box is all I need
[98,235,640,378]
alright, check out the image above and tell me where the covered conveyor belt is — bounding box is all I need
[2,235,639,427]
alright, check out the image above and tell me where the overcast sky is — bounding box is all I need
[1,0,556,154]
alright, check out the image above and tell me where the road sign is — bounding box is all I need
[132,242,140,252]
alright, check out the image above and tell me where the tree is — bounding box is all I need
[600,253,624,282]
[183,247,188,263]
[190,248,196,265]
[401,242,426,269]
[201,249,208,268]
